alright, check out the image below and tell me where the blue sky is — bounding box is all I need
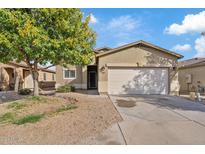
[82,9,205,60]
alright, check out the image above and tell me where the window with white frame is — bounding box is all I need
[64,69,76,79]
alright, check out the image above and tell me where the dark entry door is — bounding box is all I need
[88,71,97,89]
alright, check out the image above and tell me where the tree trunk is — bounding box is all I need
[14,75,20,92]
[32,63,39,96]
[32,71,39,96]
[14,69,20,92]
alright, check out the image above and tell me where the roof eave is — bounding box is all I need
[8,62,56,73]
[96,40,183,59]
[178,61,205,68]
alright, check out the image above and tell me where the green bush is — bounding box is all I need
[13,113,44,125]
[19,88,32,95]
[27,96,42,101]
[7,102,26,110]
[56,104,78,113]
[56,85,75,93]
[0,112,17,124]
[70,86,75,92]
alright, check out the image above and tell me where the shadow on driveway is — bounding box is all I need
[113,95,205,113]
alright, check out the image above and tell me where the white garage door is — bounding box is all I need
[108,67,168,95]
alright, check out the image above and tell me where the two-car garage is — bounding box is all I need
[96,40,182,95]
[108,67,169,95]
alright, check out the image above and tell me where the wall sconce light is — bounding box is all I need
[172,66,176,70]
[100,66,106,73]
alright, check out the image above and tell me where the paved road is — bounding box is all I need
[82,95,205,144]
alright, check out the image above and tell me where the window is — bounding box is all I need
[64,69,76,79]
[43,73,46,81]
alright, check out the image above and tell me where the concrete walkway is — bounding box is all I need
[82,95,205,144]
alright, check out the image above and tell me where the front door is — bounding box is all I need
[88,71,97,89]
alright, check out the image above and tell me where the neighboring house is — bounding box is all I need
[0,61,56,91]
[178,58,205,94]
[56,40,183,95]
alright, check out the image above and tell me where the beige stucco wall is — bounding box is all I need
[23,69,55,89]
[39,70,55,81]
[178,65,205,93]
[56,65,87,89]
[55,54,98,89]
[97,45,179,95]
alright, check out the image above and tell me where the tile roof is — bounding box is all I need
[94,47,112,53]
[178,57,205,68]
[8,61,56,73]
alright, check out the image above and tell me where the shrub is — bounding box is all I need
[0,112,16,124]
[7,102,26,110]
[70,85,75,92]
[56,85,75,93]
[13,113,44,125]
[27,96,43,101]
[56,104,78,113]
[19,88,32,95]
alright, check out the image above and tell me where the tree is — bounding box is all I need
[0,9,96,96]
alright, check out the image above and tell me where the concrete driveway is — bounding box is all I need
[4,91,205,144]
[109,95,205,144]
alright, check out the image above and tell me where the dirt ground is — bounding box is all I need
[0,92,122,144]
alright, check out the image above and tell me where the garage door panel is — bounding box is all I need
[108,68,168,95]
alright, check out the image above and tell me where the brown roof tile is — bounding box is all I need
[178,57,205,68]
[94,47,112,53]
[8,61,56,73]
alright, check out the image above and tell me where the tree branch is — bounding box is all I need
[18,47,33,70]
[43,64,55,69]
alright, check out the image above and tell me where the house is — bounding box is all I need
[0,61,56,91]
[178,58,205,94]
[56,40,183,95]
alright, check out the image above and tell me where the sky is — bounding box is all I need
[82,8,205,60]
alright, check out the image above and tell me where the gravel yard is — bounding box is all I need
[0,92,121,144]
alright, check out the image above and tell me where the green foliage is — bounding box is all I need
[0,9,96,96]
[19,88,32,95]
[56,85,75,93]
[13,113,44,125]
[7,96,45,111]
[0,112,44,125]
[0,96,78,125]
[56,104,78,113]
[0,9,96,66]
[0,112,17,124]
[71,86,75,92]
[7,102,26,110]
[27,96,43,101]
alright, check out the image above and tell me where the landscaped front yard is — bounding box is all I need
[0,92,121,144]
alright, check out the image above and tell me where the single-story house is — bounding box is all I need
[56,40,183,95]
[178,58,205,94]
[0,61,56,91]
